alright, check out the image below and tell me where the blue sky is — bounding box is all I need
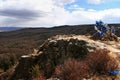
[0,0,120,27]
[65,0,120,11]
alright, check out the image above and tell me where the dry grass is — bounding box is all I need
[54,58,90,80]
[53,49,120,80]
[86,49,119,75]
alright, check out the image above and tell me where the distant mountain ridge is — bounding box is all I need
[0,24,120,38]
[0,27,23,32]
[0,23,120,32]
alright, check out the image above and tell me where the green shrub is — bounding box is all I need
[31,64,41,78]
[31,64,45,80]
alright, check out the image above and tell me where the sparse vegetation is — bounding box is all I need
[0,53,17,71]
[86,49,119,75]
[54,49,120,80]
[54,58,90,80]
[31,64,45,80]
[31,65,41,78]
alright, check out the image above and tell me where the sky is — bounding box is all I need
[0,0,120,27]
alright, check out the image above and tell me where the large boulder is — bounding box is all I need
[10,35,119,80]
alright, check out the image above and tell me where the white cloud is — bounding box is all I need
[0,0,120,27]
[67,8,120,25]
[0,0,55,27]
[57,0,76,4]
[87,0,103,5]
[54,0,76,6]
[0,0,54,12]
[98,9,120,23]
[67,4,85,11]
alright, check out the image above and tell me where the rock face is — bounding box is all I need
[37,39,89,77]
[10,55,37,80]
[10,35,120,80]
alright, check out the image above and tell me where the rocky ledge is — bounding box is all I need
[10,35,120,80]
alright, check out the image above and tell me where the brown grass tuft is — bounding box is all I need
[86,49,119,75]
[54,58,90,80]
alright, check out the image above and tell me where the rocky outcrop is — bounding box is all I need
[10,55,37,80]
[10,35,120,80]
